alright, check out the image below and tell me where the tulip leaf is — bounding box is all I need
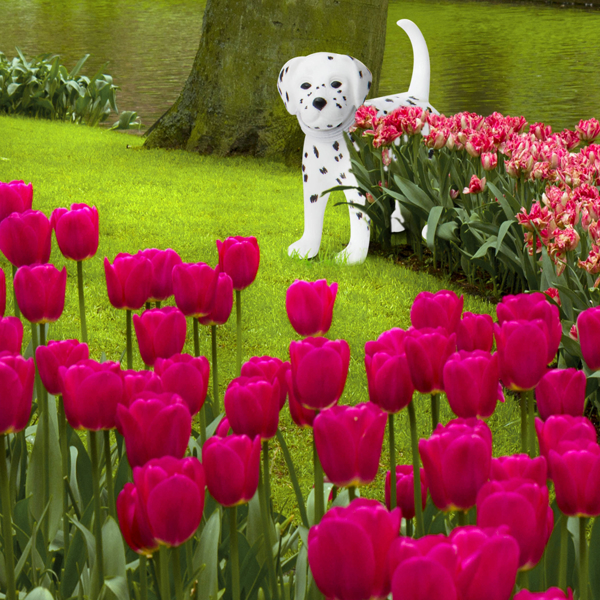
[425,206,443,251]
[193,507,221,600]
[25,587,54,600]
[104,577,129,600]
[276,430,309,529]
[70,430,94,513]
[294,544,309,600]
[102,517,127,581]
[69,512,97,566]
[246,491,262,549]
[113,450,132,499]
[589,516,600,600]
[306,484,333,527]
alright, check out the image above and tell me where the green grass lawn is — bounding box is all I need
[0,115,521,519]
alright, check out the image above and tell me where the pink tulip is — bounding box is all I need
[138,248,182,302]
[442,350,503,419]
[477,478,553,570]
[286,370,317,428]
[405,328,456,394]
[116,483,160,556]
[154,353,209,416]
[288,337,350,410]
[133,307,187,366]
[576,306,600,370]
[481,152,498,171]
[216,236,260,291]
[285,279,337,336]
[172,262,220,318]
[51,203,99,261]
[59,359,123,430]
[514,588,573,600]
[385,465,427,518]
[121,369,163,409]
[308,499,401,600]
[0,316,23,354]
[0,354,34,433]
[535,368,585,421]
[203,434,261,506]
[392,556,457,600]
[535,415,597,468]
[419,418,492,511]
[224,375,280,441]
[215,416,232,437]
[104,253,152,310]
[197,271,233,326]
[463,175,486,194]
[490,454,548,487]
[14,264,67,323]
[314,403,387,488]
[0,267,4,316]
[494,320,549,391]
[365,328,408,355]
[117,393,191,468]
[241,356,289,409]
[456,312,494,352]
[410,290,463,336]
[0,210,51,267]
[0,180,33,223]
[35,340,89,395]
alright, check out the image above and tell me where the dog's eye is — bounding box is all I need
[301,82,311,89]
[331,81,342,89]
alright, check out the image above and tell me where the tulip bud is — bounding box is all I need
[535,368,585,421]
[285,279,338,337]
[0,210,52,267]
[286,370,317,428]
[490,454,547,487]
[117,483,160,556]
[241,356,289,409]
[0,316,23,354]
[456,312,494,352]
[197,271,233,326]
[133,307,187,366]
[410,290,463,335]
[0,354,34,434]
[104,253,152,310]
[35,339,89,395]
[51,203,99,261]
[138,248,182,302]
[172,262,220,318]
[14,264,67,324]
[216,236,260,291]
[385,465,427,518]
[0,180,33,223]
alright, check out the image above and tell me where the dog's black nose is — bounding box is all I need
[312,97,327,111]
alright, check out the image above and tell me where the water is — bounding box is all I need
[1,0,599,133]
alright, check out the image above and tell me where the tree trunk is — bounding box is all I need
[143,0,389,165]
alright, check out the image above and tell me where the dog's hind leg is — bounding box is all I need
[335,185,370,265]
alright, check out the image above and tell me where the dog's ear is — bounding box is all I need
[277,56,306,116]
[344,56,373,110]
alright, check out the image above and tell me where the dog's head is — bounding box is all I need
[277,52,372,133]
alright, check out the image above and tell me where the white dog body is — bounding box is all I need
[278,19,437,264]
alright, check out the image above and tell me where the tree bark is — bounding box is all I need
[144,0,389,165]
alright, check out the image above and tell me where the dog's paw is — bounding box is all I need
[288,238,320,260]
[335,242,368,265]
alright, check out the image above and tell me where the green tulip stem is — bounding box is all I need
[77,260,88,344]
[172,547,184,600]
[229,506,241,600]
[527,389,537,458]
[193,317,200,357]
[519,391,528,455]
[236,290,242,375]
[126,309,133,370]
[200,404,207,447]
[348,486,357,502]
[313,432,325,524]
[430,393,440,433]
[145,301,151,311]
[159,545,170,600]
[103,430,116,520]
[456,511,467,527]
[262,440,272,517]
[407,401,424,538]
[0,434,17,600]
[388,413,397,510]
[211,325,219,414]
[580,517,589,600]
[406,519,413,538]
[139,555,148,600]
[259,453,279,600]
[58,396,70,559]
[156,301,161,309]
[558,514,568,592]
[89,430,105,599]
[38,322,51,544]
[11,264,20,319]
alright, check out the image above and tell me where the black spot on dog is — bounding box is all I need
[385,99,394,103]
[336,122,342,127]
[359,71,363,78]
[367,81,371,89]
[308,92,312,97]
[334,156,339,162]
[302,165,306,172]
[304,152,308,158]
[356,212,363,220]
[342,96,347,101]
[310,194,319,203]
[383,110,388,115]
[337,90,342,93]
[304,174,308,182]
[336,103,342,109]
[328,56,333,60]
[349,56,355,60]
[279,71,284,82]
[340,173,346,179]
[285,67,289,74]
[333,141,340,151]
[409,96,417,100]
[339,153,343,159]
[336,178,342,184]
[300,99,303,104]
[327,124,333,128]
[313,146,319,158]
[407,99,416,106]
[286,92,289,102]
[320,167,328,174]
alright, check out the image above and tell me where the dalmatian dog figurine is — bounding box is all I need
[277,19,437,265]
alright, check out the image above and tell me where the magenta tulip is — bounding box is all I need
[419,418,492,511]
[154,353,209,416]
[391,557,457,600]
[404,327,456,394]
[216,236,260,291]
[477,478,553,570]
[314,403,387,488]
[535,368,586,420]
[365,328,408,356]
[286,370,317,428]
[172,262,219,318]
[535,415,597,467]
[514,589,573,600]
[494,320,549,390]
[442,350,503,419]
[0,210,51,267]
[224,375,280,441]
[203,434,261,506]
[385,465,427,518]
[35,339,89,395]
[117,483,160,556]
[410,289,464,335]
[456,312,494,352]
[59,359,123,430]
[0,316,23,354]
[0,354,34,433]
[133,307,187,366]
[117,369,163,433]
[288,337,350,410]
[0,267,5,316]
[577,306,600,370]
[215,416,232,437]
[51,203,99,261]
[241,356,289,409]
[490,454,548,487]
[497,292,561,363]
[117,392,191,468]
[286,279,337,337]
[138,248,182,302]
[14,264,67,323]
[0,180,33,222]
[104,253,152,310]
[308,499,401,600]
[197,271,233,326]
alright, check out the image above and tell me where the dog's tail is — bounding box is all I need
[397,19,431,103]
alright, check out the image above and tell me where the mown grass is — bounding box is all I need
[0,115,521,520]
